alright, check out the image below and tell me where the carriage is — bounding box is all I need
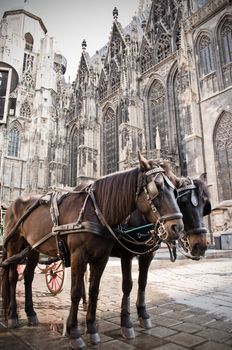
[0,203,65,295]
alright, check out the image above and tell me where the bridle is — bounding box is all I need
[140,167,183,242]
[176,178,207,260]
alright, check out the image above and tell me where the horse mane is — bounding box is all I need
[146,158,179,187]
[93,167,140,226]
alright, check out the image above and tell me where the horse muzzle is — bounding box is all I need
[157,214,184,242]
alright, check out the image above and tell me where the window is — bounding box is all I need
[220,19,232,64]
[199,35,214,76]
[0,68,12,123]
[8,98,16,116]
[219,17,232,88]
[8,127,20,157]
[103,108,118,174]
[148,80,167,150]
[23,53,34,72]
[24,33,34,52]
[214,112,232,201]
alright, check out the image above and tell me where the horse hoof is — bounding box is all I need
[28,315,39,326]
[86,332,101,345]
[121,326,135,339]
[69,337,86,349]
[8,318,20,328]
[139,317,152,329]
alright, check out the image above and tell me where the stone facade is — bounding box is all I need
[68,0,232,214]
[0,9,69,203]
[0,1,232,233]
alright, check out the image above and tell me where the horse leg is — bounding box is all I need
[7,263,20,328]
[120,255,135,339]
[82,268,88,311]
[86,256,109,345]
[66,251,87,350]
[24,250,40,325]
[136,252,154,329]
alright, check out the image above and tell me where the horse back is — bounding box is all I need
[4,195,40,239]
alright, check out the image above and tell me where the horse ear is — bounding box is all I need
[199,172,207,182]
[138,151,151,171]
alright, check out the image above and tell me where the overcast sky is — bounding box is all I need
[0,0,140,81]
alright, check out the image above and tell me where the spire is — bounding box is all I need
[82,39,87,52]
[113,7,118,21]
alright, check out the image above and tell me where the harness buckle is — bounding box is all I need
[157,222,168,241]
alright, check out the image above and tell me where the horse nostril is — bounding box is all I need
[171,224,181,239]
[192,243,206,257]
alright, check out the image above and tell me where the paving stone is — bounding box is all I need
[184,314,217,325]
[170,322,203,334]
[196,328,232,343]
[206,319,232,332]
[124,334,168,350]
[165,332,206,348]
[143,325,178,338]
[153,315,183,327]
[97,339,136,349]
[152,344,189,350]
[194,340,232,350]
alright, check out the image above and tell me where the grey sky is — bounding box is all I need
[0,0,140,81]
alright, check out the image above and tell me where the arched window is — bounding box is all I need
[70,128,79,187]
[214,111,232,201]
[219,17,232,88]
[173,69,190,176]
[103,107,118,174]
[8,126,20,157]
[24,33,34,52]
[220,18,232,65]
[198,35,214,76]
[110,60,120,92]
[148,80,167,150]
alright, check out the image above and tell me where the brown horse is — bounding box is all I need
[1,153,183,349]
[110,163,211,339]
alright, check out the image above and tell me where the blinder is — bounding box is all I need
[147,181,158,200]
[145,168,175,201]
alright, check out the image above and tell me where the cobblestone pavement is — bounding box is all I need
[1,248,232,349]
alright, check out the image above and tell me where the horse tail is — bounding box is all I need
[1,250,10,321]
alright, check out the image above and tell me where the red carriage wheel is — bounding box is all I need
[45,260,65,295]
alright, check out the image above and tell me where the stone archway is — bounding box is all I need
[214,111,232,201]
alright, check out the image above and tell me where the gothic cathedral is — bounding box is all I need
[0,0,232,233]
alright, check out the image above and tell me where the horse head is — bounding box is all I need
[176,174,211,259]
[135,153,184,243]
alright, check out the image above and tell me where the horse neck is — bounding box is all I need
[93,168,139,226]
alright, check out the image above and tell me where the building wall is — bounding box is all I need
[0,10,68,204]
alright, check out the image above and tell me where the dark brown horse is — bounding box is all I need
[110,163,211,339]
[1,153,183,349]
